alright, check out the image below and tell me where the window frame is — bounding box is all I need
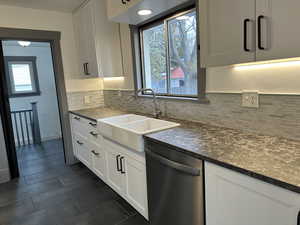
[131,2,208,103]
[4,56,41,98]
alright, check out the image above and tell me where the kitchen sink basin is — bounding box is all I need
[97,114,148,139]
[98,114,180,152]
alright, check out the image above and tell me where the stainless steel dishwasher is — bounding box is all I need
[145,143,204,225]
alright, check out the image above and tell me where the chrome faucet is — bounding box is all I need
[136,88,162,119]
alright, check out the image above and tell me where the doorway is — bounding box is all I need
[0,28,76,179]
[2,40,64,176]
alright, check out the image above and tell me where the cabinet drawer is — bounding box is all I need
[73,132,92,168]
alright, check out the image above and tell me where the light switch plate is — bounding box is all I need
[242,91,259,108]
[84,96,91,104]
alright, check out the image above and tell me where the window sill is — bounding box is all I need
[136,94,210,104]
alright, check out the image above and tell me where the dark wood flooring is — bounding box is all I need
[0,139,149,225]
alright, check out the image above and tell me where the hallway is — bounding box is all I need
[0,139,148,225]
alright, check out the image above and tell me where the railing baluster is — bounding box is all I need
[29,111,34,144]
[13,112,21,147]
[31,102,41,145]
[24,112,30,145]
[19,112,25,146]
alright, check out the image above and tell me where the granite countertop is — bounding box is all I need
[69,107,127,121]
[145,121,300,194]
[69,107,300,194]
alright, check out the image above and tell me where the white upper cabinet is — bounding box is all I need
[199,0,256,67]
[256,0,300,61]
[200,0,300,67]
[73,0,124,78]
[73,1,99,77]
[205,162,300,225]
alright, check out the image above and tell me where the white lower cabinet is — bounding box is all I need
[205,162,300,225]
[123,156,148,218]
[90,141,107,181]
[106,149,125,195]
[70,114,148,220]
[73,133,92,168]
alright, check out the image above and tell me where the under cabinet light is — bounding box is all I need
[103,77,124,81]
[234,59,300,71]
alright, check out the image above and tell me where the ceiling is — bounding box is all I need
[0,0,86,12]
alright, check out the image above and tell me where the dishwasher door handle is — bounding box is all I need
[146,150,201,176]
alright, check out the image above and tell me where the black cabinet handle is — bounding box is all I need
[120,156,125,174]
[121,0,126,4]
[258,15,265,50]
[297,210,300,225]
[83,63,90,75]
[243,19,251,52]
[91,150,99,156]
[89,122,97,127]
[116,155,121,172]
[90,131,98,137]
[76,140,83,145]
[74,116,80,121]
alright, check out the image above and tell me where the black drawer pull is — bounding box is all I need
[120,156,125,174]
[76,140,83,145]
[116,155,121,172]
[297,210,300,225]
[121,0,126,4]
[91,150,100,156]
[90,131,98,137]
[74,117,80,121]
[89,122,97,127]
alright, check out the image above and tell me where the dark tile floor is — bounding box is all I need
[0,139,149,225]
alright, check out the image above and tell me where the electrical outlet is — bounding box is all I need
[84,96,91,104]
[242,91,259,108]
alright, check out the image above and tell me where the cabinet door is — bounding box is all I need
[90,142,107,181]
[256,0,300,61]
[73,1,99,77]
[74,134,92,168]
[94,0,124,77]
[205,162,300,225]
[123,156,148,219]
[200,0,256,67]
[106,149,125,195]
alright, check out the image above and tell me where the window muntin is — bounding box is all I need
[140,9,198,97]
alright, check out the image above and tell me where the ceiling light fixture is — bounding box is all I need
[18,41,31,47]
[176,15,190,20]
[137,9,152,16]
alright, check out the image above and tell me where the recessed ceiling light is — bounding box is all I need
[18,41,31,47]
[137,9,152,16]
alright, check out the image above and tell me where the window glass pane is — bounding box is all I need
[168,11,198,96]
[142,24,167,94]
[11,64,33,92]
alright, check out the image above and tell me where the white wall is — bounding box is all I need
[3,42,62,142]
[104,25,300,95]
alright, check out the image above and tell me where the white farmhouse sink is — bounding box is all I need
[98,114,148,139]
[98,114,180,152]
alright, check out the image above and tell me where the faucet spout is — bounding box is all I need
[136,88,162,119]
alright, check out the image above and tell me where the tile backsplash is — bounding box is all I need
[67,90,104,110]
[103,90,300,141]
